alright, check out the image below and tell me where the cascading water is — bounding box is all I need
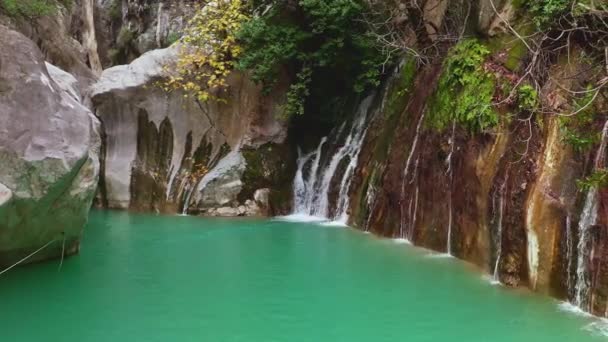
[446,120,456,254]
[566,214,574,297]
[399,111,426,240]
[573,119,608,311]
[492,178,507,283]
[291,95,375,222]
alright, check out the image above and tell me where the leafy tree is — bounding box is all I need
[162,0,249,103]
[236,0,386,117]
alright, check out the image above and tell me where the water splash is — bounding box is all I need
[292,95,375,222]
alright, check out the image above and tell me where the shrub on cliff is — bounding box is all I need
[161,0,249,103]
[427,39,498,133]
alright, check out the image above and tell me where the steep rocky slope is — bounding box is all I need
[291,0,608,317]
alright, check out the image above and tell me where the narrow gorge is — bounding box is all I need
[1,0,608,340]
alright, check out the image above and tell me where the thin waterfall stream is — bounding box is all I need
[492,178,507,283]
[573,119,608,311]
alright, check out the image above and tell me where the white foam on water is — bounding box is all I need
[584,320,608,338]
[392,238,411,244]
[426,253,453,259]
[274,214,327,223]
[556,302,608,337]
[558,302,593,317]
[320,220,348,227]
[487,276,502,286]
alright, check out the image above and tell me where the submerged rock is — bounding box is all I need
[0,25,100,267]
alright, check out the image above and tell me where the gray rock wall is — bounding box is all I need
[90,45,289,215]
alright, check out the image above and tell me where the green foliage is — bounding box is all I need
[558,88,599,152]
[577,169,608,191]
[108,0,121,20]
[165,32,182,46]
[163,0,249,102]
[236,19,310,85]
[525,0,570,28]
[0,0,66,17]
[116,27,137,47]
[236,0,387,116]
[283,67,312,117]
[516,84,539,112]
[427,39,498,133]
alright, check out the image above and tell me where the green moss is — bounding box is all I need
[385,59,417,119]
[426,39,498,133]
[370,58,418,161]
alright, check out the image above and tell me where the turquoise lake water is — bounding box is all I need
[1,210,607,341]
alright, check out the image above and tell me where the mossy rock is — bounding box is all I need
[238,143,296,214]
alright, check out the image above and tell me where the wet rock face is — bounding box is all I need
[90,45,290,215]
[0,25,100,267]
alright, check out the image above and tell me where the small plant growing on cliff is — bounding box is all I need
[525,0,570,28]
[162,0,249,103]
[577,169,608,191]
[559,86,600,152]
[516,84,539,113]
[427,39,498,133]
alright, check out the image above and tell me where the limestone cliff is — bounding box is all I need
[90,45,291,215]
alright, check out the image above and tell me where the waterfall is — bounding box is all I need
[492,179,507,283]
[566,214,574,297]
[446,120,456,254]
[574,188,598,309]
[292,138,327,214]
[181,182,196,215]
[291,95,375,222]
[573,119,608,310]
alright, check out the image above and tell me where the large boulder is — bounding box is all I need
[0,25,100,267]
[90,45,289,214]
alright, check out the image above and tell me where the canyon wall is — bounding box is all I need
[292,0,608,318]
